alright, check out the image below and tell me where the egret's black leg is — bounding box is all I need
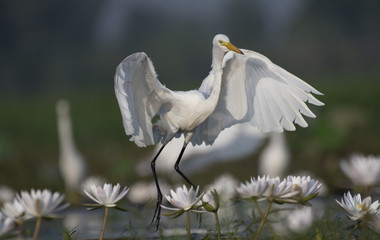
[174,145,195,187]
[151,143,166,229]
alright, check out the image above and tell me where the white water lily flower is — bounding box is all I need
[287,176,322,202]
[336,191,380,221]
[83,183,129,208]
[236,176,298,202]
[161,185,204,212]
[1,198,28,222]
[263,177,299,202]
[235,175,270,200]
[0,212,14,236]
[18,189,69,218]
[287,207,314,234]
[340,154,380,187]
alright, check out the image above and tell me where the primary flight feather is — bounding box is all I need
[114,34,323,227]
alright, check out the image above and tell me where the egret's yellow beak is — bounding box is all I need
[226,42,244,55]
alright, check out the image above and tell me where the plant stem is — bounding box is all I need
[100,207,109,240]
[348,221,359,237]
[360,218,368,240]
[253,201,278,240]
[186,210,191,240]
[15,220,24,235]
[253,200,273,240]
[214,211,222,240]
[32,217,42,240]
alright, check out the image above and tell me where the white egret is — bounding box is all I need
[127,180,170,205]
[0,186,15,204]
[114,34,323,227]
[258,133,290,178]
[56,100,87,201]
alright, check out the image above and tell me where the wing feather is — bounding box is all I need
[261,85,285,132]
[274,64,323,95]
[114,52,174,147]
[277,88,308,128]
[192,49,323,145]
[268,86,296,131]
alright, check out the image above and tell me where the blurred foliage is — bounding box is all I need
[0,1,379,192]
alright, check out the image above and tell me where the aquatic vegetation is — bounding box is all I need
[161,185,204,240]
[18,189,69,240]
[83,183,129,240]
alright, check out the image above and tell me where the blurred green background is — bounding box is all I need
[0,0,379,193]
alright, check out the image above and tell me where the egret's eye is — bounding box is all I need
[218,40,223,44]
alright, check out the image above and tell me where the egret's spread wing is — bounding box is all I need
[115,52,174,147]
[192,49,323,145]
[198,71,214,96]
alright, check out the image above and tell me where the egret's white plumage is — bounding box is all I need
[115,34,323,148]
[56,100,87,194]
[114,34,323,226]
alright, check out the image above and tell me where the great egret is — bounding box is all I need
[258,133,290,178]
[56,100,87,202]
[114,34,323,226]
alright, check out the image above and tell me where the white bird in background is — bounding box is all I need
[127,181,170,205]
[0,185,15,204]
[137,123,266,178]
[114,34,324,226]
[258,133,290,178]
[56,100,87,200]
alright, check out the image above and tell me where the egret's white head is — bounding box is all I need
[213,34,243,55]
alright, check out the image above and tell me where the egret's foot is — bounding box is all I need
[151,192,162,230]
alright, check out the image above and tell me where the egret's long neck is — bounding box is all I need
[205,47,225,110]
[57,110,77,155]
